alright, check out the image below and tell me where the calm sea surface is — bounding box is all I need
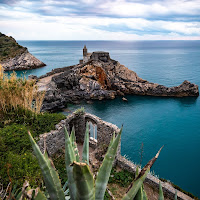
[17,40,200,197]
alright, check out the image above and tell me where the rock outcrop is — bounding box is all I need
[1,49,46,71]
[38,52,199,112]
[0,32,46,71]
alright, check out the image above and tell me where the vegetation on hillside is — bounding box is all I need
[0,32,27,62]
[0,64,45,118]
[0,66,66,190]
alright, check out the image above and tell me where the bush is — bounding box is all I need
[30,112,66,136]
[0,124,31,154]
[0,111,66,188]
[108,168,134,187]
[0,152,42,187]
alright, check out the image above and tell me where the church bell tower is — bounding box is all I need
[83,45,87,57]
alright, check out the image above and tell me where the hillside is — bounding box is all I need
[0,32,27,61]
[0,32,46,71]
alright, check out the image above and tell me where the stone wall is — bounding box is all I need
[37,112,120,156]
[37,112,192,200]
[90,51,110,62]
[117,156,193,200]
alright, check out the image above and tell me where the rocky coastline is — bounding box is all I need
[33,51,199,112]
[0,32,46,71]
[1,49,46,71]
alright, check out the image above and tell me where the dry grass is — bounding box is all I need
[0,64,45,114]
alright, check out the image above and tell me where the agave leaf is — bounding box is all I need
[174,190,177,200]
[72,161,95,200]
[135,166,139,180]
[62,180,68,191]
[158,182,164,200]
[64,126,76,166]
[64,126,77,200]
[82,122,89,164]
[134,186,143,200]
[70,126,80,162]
[122,146,163,200]
[143,186,148,200]
[28,131,65,200]
[15,191,22,200]
[109,132,115,148]
[122,169,150,200]
[70,126,76,144]
[95,127,122,200]
[64,189,69,196]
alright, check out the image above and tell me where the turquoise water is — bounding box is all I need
[17,41,200,197]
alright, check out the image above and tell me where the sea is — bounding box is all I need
[16,40,200,197]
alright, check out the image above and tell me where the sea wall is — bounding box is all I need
[37,112,192,200]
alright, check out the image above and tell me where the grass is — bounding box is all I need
[0,64,66,190]
[0,110,66,188]
[0,32,27,62]
[0,112,65,192]
[0,64,45,115]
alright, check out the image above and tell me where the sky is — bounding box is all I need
[0,0,200,40]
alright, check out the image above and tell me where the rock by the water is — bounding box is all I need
[1,49,46,71]
[122,97,128,102]
[0,32,46,71]
[38,51,199,112]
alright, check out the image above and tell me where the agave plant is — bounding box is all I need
[24,122,166,200]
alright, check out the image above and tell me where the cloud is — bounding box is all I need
[98,0,200,19]
[0,0,200,40]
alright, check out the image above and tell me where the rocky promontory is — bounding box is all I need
[0,32,46,71]
[36,51,199,112]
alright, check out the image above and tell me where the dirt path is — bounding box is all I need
[37,72,63,91]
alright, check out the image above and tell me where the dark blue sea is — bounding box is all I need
[17,40,200,197]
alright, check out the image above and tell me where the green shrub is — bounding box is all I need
[109,168,134,187]
[0,110,66,188]
[0,107,66,136]
[30,112,66,136]
[52,150,68,185]
[0,152,42,187]
[0,124,31,154]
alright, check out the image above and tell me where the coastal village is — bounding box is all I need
[0,32,199,200]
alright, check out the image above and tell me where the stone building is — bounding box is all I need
[79,45,92,64]
[79,46,110,64]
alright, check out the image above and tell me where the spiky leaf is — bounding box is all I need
[28,132,65,200]
[95,128,122,200]
[134,186,143,200]
[143,186,148,200]
[159,182,164,200]
[64,126,77,200]
[174,190,177,200]
[70,126,80,162]
[122,147,163,200]
[82,122,89,164]
[72,161,95,200]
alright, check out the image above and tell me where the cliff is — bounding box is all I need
[0,32,46,70]
[35,51,199,112]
